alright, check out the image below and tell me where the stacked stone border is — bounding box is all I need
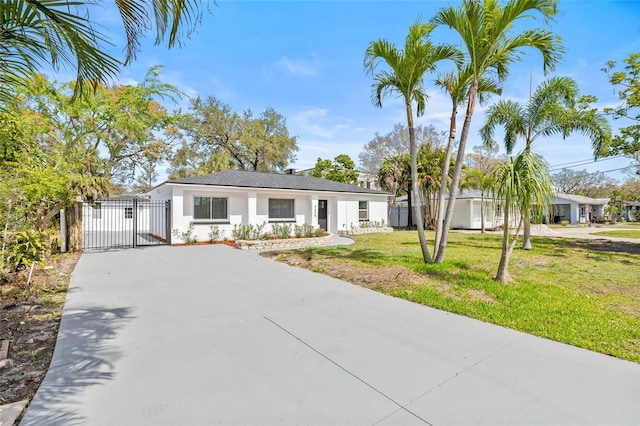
[338,227,394,236]
[236,233,336,250]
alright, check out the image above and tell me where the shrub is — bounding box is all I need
[172,222,197,244]
[271,223,292,239]
[5,230,48,272]
[232,223,266,240]
[208,226,224,242]
[560,220,570,226]
[294,223,316,238]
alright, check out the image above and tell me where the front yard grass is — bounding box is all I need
[592,229,640,239]
[270,231,640,363]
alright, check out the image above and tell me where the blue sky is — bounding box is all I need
[84,0,640,183]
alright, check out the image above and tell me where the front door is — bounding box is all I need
[318,199,328,231]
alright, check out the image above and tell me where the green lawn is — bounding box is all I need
[592,229,640,239]
[288,231,640,363]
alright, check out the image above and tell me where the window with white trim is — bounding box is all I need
[358,201,369,221]
[269,198,295,221]
[194,196,228,221]
[124,207,133,219]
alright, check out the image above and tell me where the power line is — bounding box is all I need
[548,155,625,170]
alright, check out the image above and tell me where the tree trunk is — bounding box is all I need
[434,104,457,258]
[494,202,512,283]
[480,191,486,234]
[522,210,532,250]
[435,81,478,263]
[66,202,83,252]
[407,103,431,263]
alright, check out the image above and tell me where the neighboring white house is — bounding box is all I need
[390,190,516,230]
[550,193,609,224]
[147,170,389,242]
[622,201,640,221]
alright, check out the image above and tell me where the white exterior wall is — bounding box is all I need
[82,202,147,232]
[149,183,388,241]
[338,196,387,232]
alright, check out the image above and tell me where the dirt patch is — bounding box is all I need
[565,239,640,255]
[264,250,425,293]
[0,252,80,417]
[263,250,496,304]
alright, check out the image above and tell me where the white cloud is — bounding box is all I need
[289,107,357,139]
[274,53,320,76]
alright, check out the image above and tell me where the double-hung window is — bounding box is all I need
[358,201,368,221]
[194,196,228,222]
[269,198,294,222]
[124,207,133,219]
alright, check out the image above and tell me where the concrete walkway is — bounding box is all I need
[22,245,640,425]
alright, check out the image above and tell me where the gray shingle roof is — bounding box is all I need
[165,170,387,195]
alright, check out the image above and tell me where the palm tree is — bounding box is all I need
[493,151,552,282]
[364,21,461,263]
[481,76,611,249]
[0,0,202,103]
[434,66,500,250]
[461,167,496,233]
[431,0,564,264]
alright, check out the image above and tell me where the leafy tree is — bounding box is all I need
[0,103,110,232]
[493,151,552,283]
[379,155,409,224]
[359,123,443,174]
[0,0,204,103]
[417,145,452,229]
[552,168,619,198]
[431,0,564,263]
[310,154,358,184]
[364,21,461,263]
[481,76,610,249]
[169,96,298,177]
[14,68,180,189]
[602,53,640,173]
[620,177,640,202]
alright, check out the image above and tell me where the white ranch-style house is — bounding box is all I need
[550,193,609,224]
[390,190,517,230]
[147,170,389,242]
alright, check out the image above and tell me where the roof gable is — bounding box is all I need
[163,170,387,195]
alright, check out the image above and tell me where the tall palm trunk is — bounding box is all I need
[434,102,457,258]
[435,81,478,263]
[495,197,513,282]
[480,191,486,234]
[407,104,431,263]
[522,209,532,249]
[522,145,533,250]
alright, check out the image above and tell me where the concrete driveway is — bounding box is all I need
[22,245,640,425]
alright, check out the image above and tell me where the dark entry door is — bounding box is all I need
[318,199,328,231]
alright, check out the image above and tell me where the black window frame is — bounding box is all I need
[193,196,229,222]
[268,198,295,222]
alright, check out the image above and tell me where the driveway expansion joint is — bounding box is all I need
[263,315,432,425]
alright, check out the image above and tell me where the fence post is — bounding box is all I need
[133,198,138,248]
[66,202,83,252]
[166,200,172,245]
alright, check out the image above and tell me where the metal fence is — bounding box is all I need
[82,199,171,250]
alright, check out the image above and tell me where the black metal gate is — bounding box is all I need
[82,199,171,250]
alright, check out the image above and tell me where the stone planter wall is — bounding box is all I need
[236,233,335,250]
[338,227,394,236]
